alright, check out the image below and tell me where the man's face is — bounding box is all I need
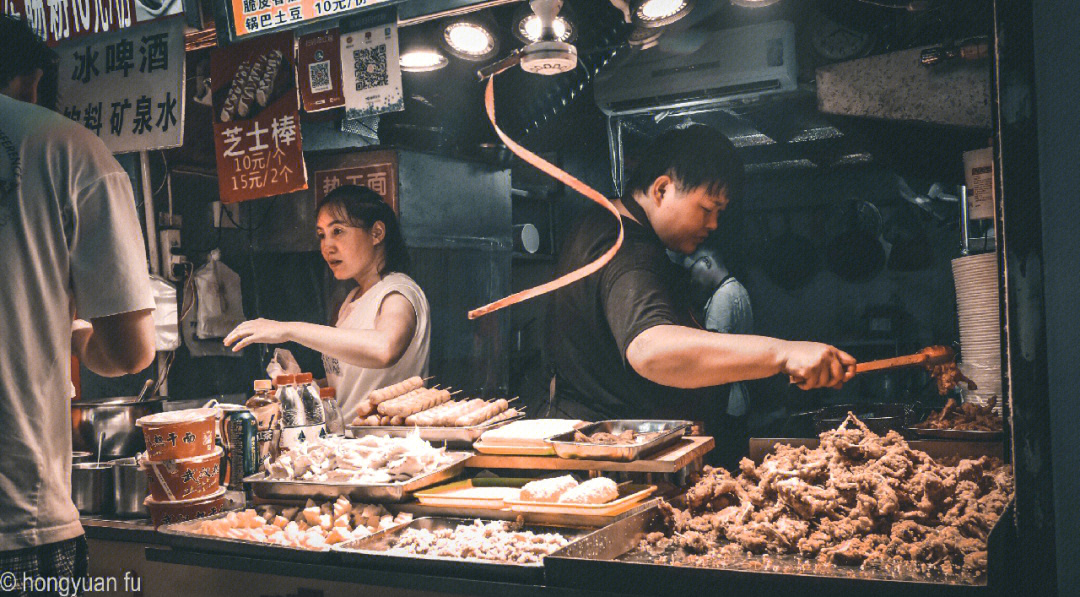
[649,177,729,254]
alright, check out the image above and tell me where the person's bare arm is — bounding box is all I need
[625,325,856,390]
[72,309,156,377]
[224,293,418,369]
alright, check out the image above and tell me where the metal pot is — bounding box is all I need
[72,451,94,464]
[71,462,114,515]
[71,396,166,459]
[111,457,149,518]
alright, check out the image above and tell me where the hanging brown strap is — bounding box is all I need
[468,77,624,319]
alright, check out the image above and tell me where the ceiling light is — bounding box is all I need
[441,17,500,61]
[400,48,448,72]
[516,14,575,43]
[633,0,695,28]
[730,0,781,7]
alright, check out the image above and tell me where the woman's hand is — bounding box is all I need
[224,319,293,352]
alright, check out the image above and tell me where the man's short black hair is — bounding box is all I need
[0,16,58,91]
[625,124,744,202]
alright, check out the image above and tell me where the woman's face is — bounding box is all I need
[316,207,384,281]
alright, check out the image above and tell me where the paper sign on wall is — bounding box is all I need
[211,31,308,203]
[2,0,183,46]
[55,17,185,153]
[313,152,398,213]
[298,29,344,112]
[340,18,403,119]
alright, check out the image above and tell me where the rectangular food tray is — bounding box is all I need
[505,482,656,516]
[243,452,471,503]
[545,420,692,462]
[346,414,523,445]
[158,509,340,564]
[331,516,592,584]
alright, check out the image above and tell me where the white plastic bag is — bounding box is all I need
[149,275,180,351]
[193,250,245,340]
[266,348,301,380]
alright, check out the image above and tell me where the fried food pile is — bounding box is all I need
[650,415,1012,577]
[916,398,1003,432]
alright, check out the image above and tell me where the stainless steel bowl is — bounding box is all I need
[111,457,149,518]
[72,451,94,464]
[71,462,114,515]
[71,396,166,459]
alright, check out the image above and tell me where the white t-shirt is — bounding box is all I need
[0,95,154,550]
[321,272,432,421]
[323,273,430,423]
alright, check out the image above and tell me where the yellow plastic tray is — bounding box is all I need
[504,483,656,517]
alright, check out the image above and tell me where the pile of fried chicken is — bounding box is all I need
[915,398,1003,432]
[649,415,1012,577]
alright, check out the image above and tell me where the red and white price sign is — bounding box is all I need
[210,32,308,203]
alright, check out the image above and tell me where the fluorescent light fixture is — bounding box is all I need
[633,0,695,27]
[730,0,782,7]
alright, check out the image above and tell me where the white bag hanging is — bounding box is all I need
[193,250,246,340]
[149,275,181,351]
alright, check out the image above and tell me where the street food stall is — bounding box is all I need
[1,0,1073,595]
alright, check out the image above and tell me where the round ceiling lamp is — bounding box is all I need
[516,14,576,43]
[440,15,500,61]
[400,48,448,72]
[632,0,695,28]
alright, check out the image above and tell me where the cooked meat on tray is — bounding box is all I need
[388,519,570,564]
[646,414,1012,578]
[186,497,412,549]
[571,429,658,445]
[265,434,455,483]
[915,397,1003,432]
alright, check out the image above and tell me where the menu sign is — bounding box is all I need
[2,0,183,46]
[313,151,397,212]
[211,32,307,204]
[225,0,401,41]
[56,17,185,153]
[297,29,344,112]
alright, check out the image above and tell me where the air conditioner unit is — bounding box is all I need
[595,21,797,116]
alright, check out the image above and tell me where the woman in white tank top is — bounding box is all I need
[224,185,430,423]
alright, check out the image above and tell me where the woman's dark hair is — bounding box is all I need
[318,185,411,276]
[625,124,744,206]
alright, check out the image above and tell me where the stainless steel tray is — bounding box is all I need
[158,509,340,564]
[906,427,1004,441]
[545,420,692,462]
[346,414,523,445]
[546,505,1011,596]
[243,452,471,503]
[332,516,591,584]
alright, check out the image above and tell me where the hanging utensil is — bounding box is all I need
[826,201,886,282]
[762,212,819,291]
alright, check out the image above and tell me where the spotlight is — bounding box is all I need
[512,3,576,44]
[400,48,448,72]
[440,14,500,61]
[632,0,695,28]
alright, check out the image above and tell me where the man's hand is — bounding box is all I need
[780,341,856,390]
[224,319,293,352]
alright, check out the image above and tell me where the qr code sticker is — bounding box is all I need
[352,44,388,91]
[308,61,333,93]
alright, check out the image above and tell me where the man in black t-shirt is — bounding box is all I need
[545,126,855,459]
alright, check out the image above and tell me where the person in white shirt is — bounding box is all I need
[224,185,430,423]
[0,16,156,587]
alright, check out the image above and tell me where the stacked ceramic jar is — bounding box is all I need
[135,408,227,527]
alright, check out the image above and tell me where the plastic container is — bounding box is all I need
[274,375,306,427]
[296,373,326,425]
[139,447,223,502]
[136,408,219,461]
[144,487,227,528]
